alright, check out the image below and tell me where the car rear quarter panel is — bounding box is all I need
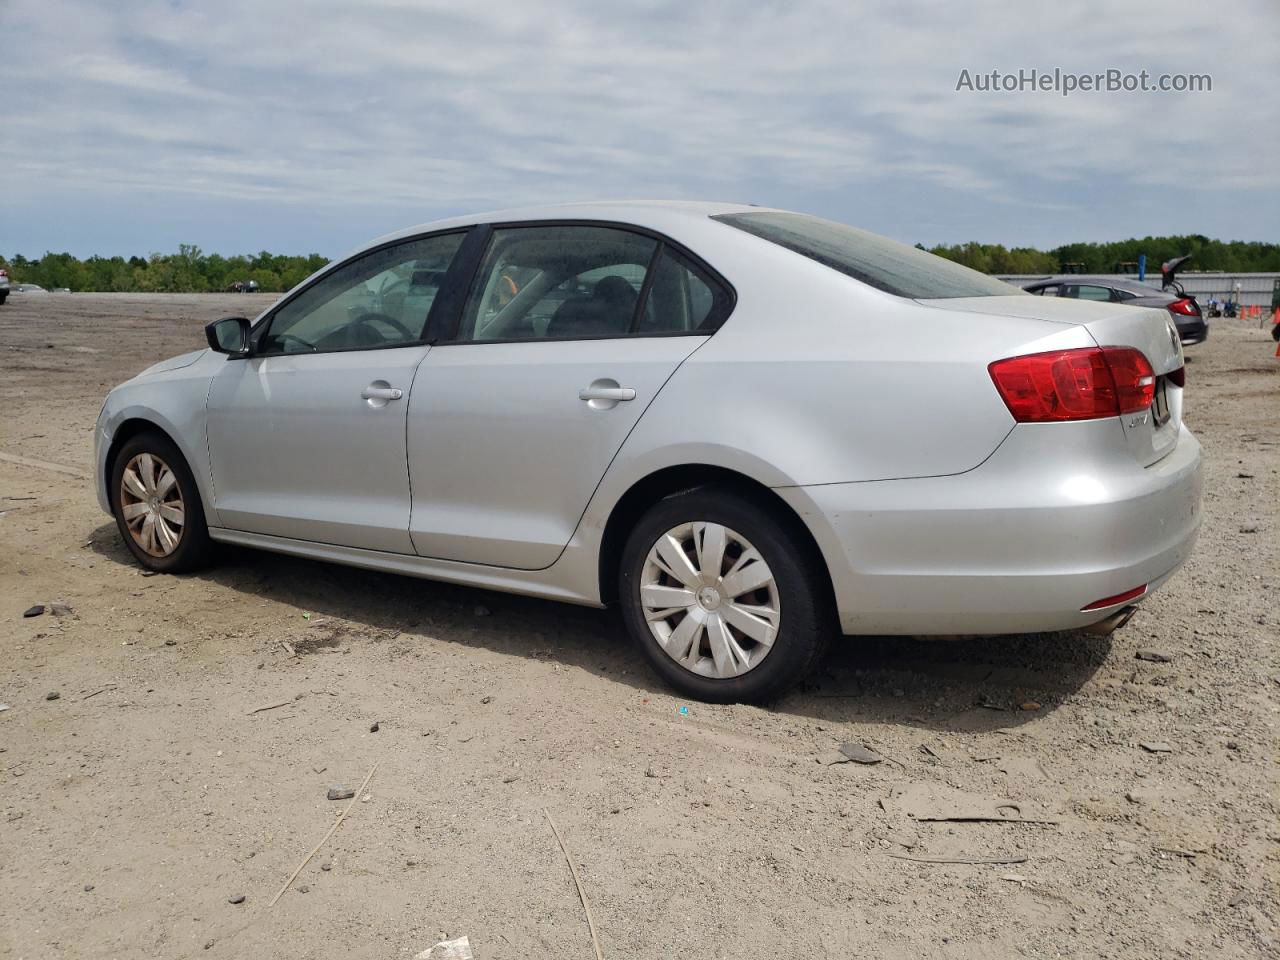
[602,233,1095,488]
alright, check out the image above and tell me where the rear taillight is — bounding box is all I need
[1168,298,1198,316]
[988,347,1155,422]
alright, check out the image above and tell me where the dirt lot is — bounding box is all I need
[0,292,1276,959]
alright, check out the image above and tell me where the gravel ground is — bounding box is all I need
[0,292,1276,959]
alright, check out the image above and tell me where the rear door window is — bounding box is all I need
[456,225,732,341]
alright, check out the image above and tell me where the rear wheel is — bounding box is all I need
[618,487,831,703]
[109,431,212,573]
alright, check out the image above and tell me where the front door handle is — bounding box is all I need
[578,386,635,402]
[362,382,403,406]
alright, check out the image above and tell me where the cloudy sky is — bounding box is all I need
[2,0,1276,257]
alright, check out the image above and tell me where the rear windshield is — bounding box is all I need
[712,211,1023,299]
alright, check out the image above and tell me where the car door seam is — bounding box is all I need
[536,334,719,571]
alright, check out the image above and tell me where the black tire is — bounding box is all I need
[618,486,832,704]
[109,431,213,573]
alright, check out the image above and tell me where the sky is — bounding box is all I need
[2,0,1277,258]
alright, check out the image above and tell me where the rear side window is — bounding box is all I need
[712,211,1022,299]
[455,224,733,342]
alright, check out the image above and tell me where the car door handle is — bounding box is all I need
[578,386,635,402]
[361,385,403,401]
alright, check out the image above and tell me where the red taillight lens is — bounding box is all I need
[989,347,1154,422]
[1081,584,1147,611]
[1168,298,1197,316]
[1101,346,1156,414]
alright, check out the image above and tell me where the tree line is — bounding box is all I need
[921,235,1280,275]
[0,245,330,293]
[3,234,1278,293]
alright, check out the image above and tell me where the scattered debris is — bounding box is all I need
[164,639,177,646]
[49,602,74,617]
[228,895,245,905]
[887,853,1029,865]
[327,786,355,801]
[1139,741,1173,753]
[1229,892,1250,908]
[248,700,294,715]
[1154,845,1202,859]
[23,605,45,618]
[320,862,332,872]
[480,696,492,705]
[83,883,95,892]
[414,936,474,960]
[298,884,310,893]
[45,691,60,701]
[82,686,114,701]
[545,808,604,960]
[502,775,520,784]
[0,704,9,713]
[1001,873,1028,883]
[1019,701,1041,711]
[884,784,1061,825]
[271,763,378,906]
[836,743,883,765]
[1238,525,1259,534]
[1135,649,1172,663]
[279,639,297,658]
[369,722,380,733]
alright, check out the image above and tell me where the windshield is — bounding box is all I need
[713,211,1024,299]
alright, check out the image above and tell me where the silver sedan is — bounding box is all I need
[94,202,1202,702]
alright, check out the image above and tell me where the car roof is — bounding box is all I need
[370,200,763,248]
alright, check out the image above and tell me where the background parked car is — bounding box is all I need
[0,267,9,304]
[1023,276,1207,344]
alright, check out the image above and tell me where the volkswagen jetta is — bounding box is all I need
[95,202,1203,702]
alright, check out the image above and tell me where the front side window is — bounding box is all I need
[712,211,1023,300]
[454,225,732,342]
[259,232,465,354]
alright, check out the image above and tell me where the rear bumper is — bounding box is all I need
[1175,318,1208,344]
[779,421,1202,635]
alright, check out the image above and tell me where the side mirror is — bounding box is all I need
[205,316,252,356]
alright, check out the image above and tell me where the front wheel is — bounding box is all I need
[109,431,212,573]
[618,487,832,703]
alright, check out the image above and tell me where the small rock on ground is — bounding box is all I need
[23,605,45,618]
[327,786,355,800]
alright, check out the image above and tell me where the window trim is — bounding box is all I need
[247,226,475,358]
[432,219,737,346]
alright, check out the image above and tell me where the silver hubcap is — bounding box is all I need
[640,522,781,679]
[120,453,184,558]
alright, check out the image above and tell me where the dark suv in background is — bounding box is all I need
[1023,276,1207,345]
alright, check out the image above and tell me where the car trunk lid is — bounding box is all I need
[920,295,1184,466]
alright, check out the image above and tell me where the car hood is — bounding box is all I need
[133,348,209,379]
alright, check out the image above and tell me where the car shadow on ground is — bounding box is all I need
[89,523,1112,733]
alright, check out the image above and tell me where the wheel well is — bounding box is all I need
[104,418,173,500]
[597,464,837,611]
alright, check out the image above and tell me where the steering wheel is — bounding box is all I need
[351,312,415,342]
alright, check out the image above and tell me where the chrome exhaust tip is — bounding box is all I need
[1083,604,1139,636]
